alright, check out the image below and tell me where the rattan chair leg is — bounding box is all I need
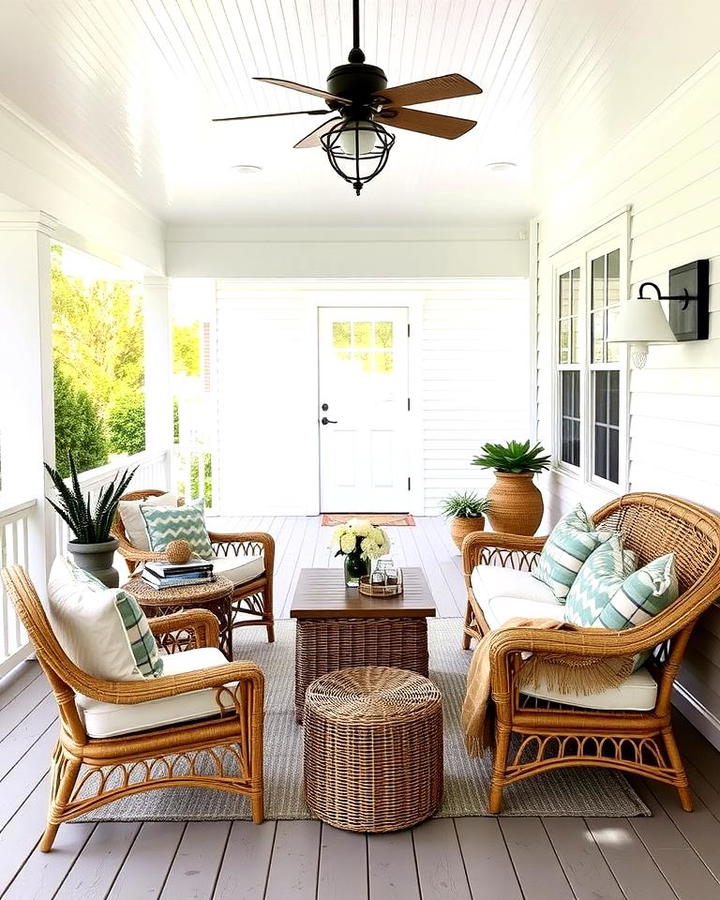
[489,724,511,814]
[266,623,275,643]
[251,794,264,823]
[661,726,694,811]
[462,600,474,650]
[41,747,81,852]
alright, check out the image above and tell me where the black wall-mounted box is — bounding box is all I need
[668,259,709,341]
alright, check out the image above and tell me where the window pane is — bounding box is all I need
[594,424,607,478]
[571,419,580,467]
[560,371,581,467]
[571,318,580,363]
[571,268,580,317]
[559,273,570,317]
[374,351,393,373]
[591,256,605,310]
[570,370,580,416]
[591,310,605,362]
[608,428,619,483]
[607,307,620,362]
[352,322,372,347]
[607,249,620,306]
[353,351,371,372]
[375,322,393,348]
[608,370,620,425]
[595,371,608,424]
[332,321,351,348]
[559,319,570,364]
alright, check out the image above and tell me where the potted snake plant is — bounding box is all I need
[471,439,551,535]
[45,452,136,587]
[440,491,492,550]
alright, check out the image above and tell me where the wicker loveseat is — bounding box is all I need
[462,492,720,813]
[111,489,275,642]
[1,565,265,851]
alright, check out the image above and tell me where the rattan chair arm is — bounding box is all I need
[462,531,548,577]
[147,610,220,649]
[208,531,275,572]
[76,660,264,705]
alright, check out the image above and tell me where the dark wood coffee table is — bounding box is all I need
[290,567,436,722]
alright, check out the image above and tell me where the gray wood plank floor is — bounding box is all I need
[2,516,720,899]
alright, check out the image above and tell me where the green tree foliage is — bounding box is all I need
[53,363,108,477]
[107,393,146,456]
[173,322,201,376]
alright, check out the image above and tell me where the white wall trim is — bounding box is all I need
[673,681,720,752]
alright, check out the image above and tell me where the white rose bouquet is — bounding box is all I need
[332,518,391,561]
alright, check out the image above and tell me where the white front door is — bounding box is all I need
[318,307,410,512]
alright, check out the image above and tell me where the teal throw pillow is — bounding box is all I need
[533,504,613,601]
[564,534,637,626]
[141,500,213,561]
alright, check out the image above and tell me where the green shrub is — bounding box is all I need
[107,392,146,456]
[53,363,108,477]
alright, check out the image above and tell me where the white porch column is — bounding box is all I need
[143,275,173,487]
[0,211,58,586]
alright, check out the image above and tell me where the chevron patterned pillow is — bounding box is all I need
[563,534,638,626]
[533,504,613,601]
[141,501,213,560]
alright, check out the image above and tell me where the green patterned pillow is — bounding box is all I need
[141,500,213,560]
[67,560,163,678]
[533,504,613,601]
[564,535,638,626]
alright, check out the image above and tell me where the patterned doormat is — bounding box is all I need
[78,618,649,822]
[321,513,416,527]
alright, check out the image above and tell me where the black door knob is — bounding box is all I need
[321,417,338,425]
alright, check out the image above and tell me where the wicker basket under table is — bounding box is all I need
[304,666,443,832]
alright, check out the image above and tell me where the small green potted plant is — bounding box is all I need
[440,491,492,550]
[471,439,551,535]
[45,452,136,587]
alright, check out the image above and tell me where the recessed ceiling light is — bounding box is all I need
[232,165,263,175]
[485,161,517,172]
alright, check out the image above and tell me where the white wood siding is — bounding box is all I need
[534,55,720,747]
[212,278,530,517]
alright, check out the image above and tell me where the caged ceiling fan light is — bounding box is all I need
[213,0,483,195]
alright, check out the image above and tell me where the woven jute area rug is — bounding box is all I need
[320,513,415,527]
[80,618,649,822]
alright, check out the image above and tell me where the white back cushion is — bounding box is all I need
[47,556,143,681]
[118,492,178,550]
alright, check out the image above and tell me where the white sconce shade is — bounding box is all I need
[608,298,676,367]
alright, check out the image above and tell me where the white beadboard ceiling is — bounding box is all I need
[0,0,718,228]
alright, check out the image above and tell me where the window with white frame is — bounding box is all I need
[552,214,628,489]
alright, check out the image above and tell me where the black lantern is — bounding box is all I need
[321,117,395,196]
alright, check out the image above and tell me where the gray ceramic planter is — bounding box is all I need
[68,537,120,588]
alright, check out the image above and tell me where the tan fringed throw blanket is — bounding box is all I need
[461,617,636,757]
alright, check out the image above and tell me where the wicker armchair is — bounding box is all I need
[462,492,720,813]
[1,565,265,851]
[111,489,275,642]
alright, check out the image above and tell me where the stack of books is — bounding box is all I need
[141,560,215,590]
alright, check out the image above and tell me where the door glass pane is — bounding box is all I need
[375,322,393,348]
[332,321,351,348]
[352,322,372,347]
[591,256,605,310]
[353,351,371,372]
[335,351,351,362]
[374,351,393,374]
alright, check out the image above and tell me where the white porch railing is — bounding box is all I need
[0,499,35,677]
[173,444,215,511]
[53,448,171,556]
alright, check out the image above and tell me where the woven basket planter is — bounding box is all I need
[303,666,443,832]
[486,471,543,535]
[450,515,485,550]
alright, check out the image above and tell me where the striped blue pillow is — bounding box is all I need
[533,504,613,601]
[564,534,638,626]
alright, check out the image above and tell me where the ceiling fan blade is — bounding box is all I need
[377,107,476,139]
[294,117,343,149]
[254,77,351,106]
[373,74,482,108]
[213,109,331,122]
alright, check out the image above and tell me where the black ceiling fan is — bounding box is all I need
[213,0,482,194]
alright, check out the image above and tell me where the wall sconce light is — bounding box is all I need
[609,260,709,368]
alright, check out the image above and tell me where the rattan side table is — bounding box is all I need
[124,574,235,659]
[303,666,443,832]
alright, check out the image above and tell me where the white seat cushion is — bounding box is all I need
[212,553,264,587]
[471,565,561,629]
[521,667,658,711]
[76,647,234,738]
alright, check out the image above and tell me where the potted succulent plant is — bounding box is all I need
[471,439,551,536]
[440,491,492,550]
[45,452,136,587]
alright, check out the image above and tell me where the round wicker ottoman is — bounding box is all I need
[303,666,443,832]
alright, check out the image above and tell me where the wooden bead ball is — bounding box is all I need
[166,539,192,564]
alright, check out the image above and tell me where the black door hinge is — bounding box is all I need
[407,397,411,411]
[407,323,411,337]
[407,477,411,491]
